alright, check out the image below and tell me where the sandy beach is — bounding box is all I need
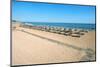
[12,23,96,66]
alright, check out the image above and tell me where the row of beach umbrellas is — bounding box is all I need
[20,24,88,38]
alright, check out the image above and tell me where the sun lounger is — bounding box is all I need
[71,34,80,38]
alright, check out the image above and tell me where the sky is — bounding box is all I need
[12,0,96,24]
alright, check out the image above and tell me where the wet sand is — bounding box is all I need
[12,23,96,66]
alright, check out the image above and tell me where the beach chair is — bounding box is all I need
[71,33,80,38]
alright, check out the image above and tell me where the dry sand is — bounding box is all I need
[12,24,96,66]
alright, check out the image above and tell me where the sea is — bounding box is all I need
[23,22,96,30]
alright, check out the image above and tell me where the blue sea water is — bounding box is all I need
[23,22,95,30]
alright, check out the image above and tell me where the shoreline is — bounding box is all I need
[12,21,95,30]
[13,22,95,38]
